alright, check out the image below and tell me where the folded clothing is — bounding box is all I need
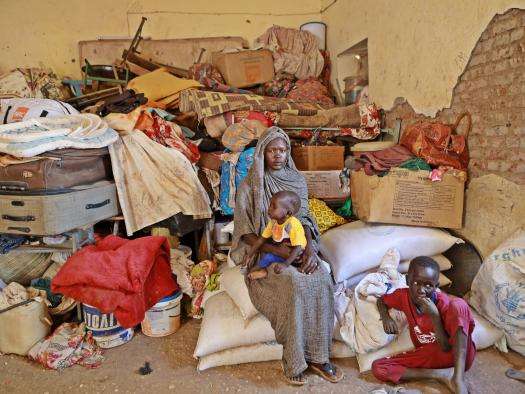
[51,235,178,328]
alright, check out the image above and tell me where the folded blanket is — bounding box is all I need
[180,89,329,120]
[51,235,178,328]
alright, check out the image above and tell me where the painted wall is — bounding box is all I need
[0,0,320,77]
[321,0,525,115]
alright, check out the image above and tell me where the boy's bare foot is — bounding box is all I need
[247,269,268,280]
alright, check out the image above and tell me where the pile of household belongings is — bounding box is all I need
[192,221,507,372]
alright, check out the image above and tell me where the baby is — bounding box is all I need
[242,190,306,280]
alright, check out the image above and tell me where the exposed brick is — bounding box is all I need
[388,9,525,185]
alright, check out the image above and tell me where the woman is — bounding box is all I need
[231,126,343,385]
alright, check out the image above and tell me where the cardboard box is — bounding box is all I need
[212,50,274,88]
[301,171,349,200]
[292,146,345,171]
[198,151,223,172]
[351,168,465,229]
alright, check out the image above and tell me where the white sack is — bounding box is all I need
[468,229,525,355]
[471,309,505,350]
[194,292,275,358]
[198,341,282,371]
[221,265,259,320]
[320,221,462,283]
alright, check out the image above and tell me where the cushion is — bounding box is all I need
[308,198,346,233]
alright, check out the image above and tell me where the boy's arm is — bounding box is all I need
[419,298,452,352]
[377,297,399,334]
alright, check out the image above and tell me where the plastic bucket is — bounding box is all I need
[141,292,182,337]
[83,304,134,348]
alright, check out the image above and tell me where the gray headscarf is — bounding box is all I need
[230,126,320,266]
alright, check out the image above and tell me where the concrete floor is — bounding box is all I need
[1,319,524,394]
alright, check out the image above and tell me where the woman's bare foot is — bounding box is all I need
[247,269,268,280]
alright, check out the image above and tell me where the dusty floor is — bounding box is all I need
[1,319,524,394]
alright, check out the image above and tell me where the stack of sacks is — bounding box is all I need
[194,264,355,371]
[127,68,202,109]
[324,221,462,346]
[320,221,462,288]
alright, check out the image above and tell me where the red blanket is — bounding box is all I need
[52,235,177,328]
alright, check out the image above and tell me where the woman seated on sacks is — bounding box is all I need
[231,126,343,386]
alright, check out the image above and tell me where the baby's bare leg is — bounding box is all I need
[248,268,268,280]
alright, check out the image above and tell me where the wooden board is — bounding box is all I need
[79,36,247,72]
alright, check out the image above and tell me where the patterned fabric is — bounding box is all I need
[254,74,295,98]
[28,322,104,370]
[188,63,251,94]
[0,68,66,100]
[221,119,267,152]
[179,89,329,121]
[230,127,333,378]
[308,198,346,233]
[134,110,200,163]
[287,77,335,107]
[256,25,324,80]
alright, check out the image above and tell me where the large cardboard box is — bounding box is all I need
[301,171,349,200]
[351,168,465,229]
[212,50,274,88]
[292,146,345,171]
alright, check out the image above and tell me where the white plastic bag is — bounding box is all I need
[468,229,525,355]
[320,221,462,283]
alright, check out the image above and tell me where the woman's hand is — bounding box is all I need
[300,243,318,274]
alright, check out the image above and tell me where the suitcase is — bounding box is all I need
[0,148,112,192]
[0,181,118,235]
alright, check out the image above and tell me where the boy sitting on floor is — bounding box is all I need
[242,190,306,280]
[374,256,476,394]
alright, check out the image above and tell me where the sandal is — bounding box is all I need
[309,362,344,383]
[284,372,308,386]
[506,368,525,382]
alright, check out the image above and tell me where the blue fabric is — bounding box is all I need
[220,147,256,215]
[258,252,286,268]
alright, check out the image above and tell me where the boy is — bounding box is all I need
[242,190,306,280]
[373,256,476,394]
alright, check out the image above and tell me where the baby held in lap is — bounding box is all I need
[374,256,476,394]
[242,190,306,280]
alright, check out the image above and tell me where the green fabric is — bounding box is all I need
[336,198,353,218]
[398,157,432,171]
[206,273,220,291]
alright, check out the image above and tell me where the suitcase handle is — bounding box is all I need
[86,199,110,210]
[7,226,31,233]
[2,214,35,222]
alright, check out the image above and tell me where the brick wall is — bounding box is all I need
[386,8,525,184]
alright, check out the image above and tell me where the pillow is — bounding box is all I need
[220,266,259,320]
[308,198,346,233]
[320,221,463,283]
